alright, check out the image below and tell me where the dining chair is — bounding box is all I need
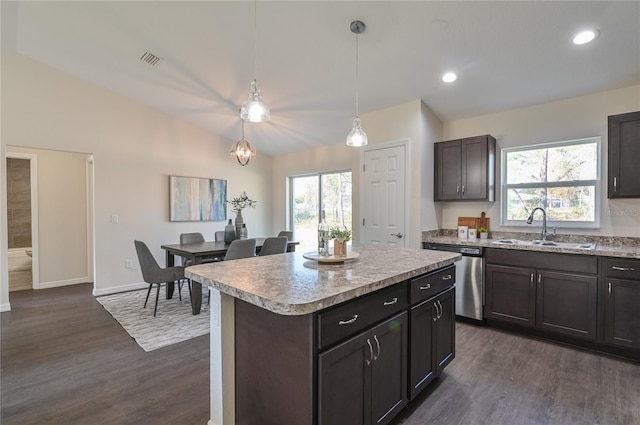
[277,231,293,241]
[214,231,225,242]
[224,238,257,261]
[259,236,288,256]
[180,232,220,266]
[134,240,186,317]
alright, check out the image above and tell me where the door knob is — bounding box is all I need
[390,232,404,238]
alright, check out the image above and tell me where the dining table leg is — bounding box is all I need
[191,281,203,315]
[165,251,175,299]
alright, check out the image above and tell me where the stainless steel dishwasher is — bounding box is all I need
[423,243,484,322]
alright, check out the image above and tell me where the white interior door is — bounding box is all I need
[362,145,406,247]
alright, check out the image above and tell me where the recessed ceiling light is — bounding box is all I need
[442,72,457,83]
[573,30,599,45]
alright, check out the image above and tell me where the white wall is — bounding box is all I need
[440,85,640,237]
[272,100,441,250]
[6,147,89,287]
[1,50,274,303]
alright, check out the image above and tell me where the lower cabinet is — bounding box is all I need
[601,258,640,351]
[485,249,598,341]
[409,286,455,400]
[318,312,408,425]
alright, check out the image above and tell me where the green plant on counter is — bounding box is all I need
[329,226,352,242]
[227,191,257,212]
[478,227,490,234]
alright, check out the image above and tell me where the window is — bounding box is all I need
[501,137,600,228]
[290,171,352,253]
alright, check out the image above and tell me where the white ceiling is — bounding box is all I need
[2,1,639,156]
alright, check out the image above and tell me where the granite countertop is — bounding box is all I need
[421,235,640,259]
[185,245,460,316]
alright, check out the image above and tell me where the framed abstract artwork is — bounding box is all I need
[169,175,227,221]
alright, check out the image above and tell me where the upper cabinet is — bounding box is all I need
[434,134,496,201]
[608,111,640,198]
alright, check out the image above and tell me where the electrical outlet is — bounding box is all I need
[125,259,133,269]
[111,214,119,224]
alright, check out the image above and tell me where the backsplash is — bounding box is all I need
[422,229,640,248]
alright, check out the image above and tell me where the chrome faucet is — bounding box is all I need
[526,207,548,241]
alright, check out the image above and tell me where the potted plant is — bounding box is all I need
[227,192,257,237]
[478,227,490,239]
[330,226,352,256]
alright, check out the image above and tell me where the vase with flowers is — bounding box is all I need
[330,226,352,257]
[227,192,257,238]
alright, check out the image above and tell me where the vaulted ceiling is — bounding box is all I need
[2,1,639,155]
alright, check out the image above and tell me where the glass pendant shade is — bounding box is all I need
[230,138,256,166]
[240,80,270,122]
[346,117,368,147]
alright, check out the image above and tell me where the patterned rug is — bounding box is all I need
[96,284,209,352]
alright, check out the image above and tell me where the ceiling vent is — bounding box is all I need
[138,50,163,67]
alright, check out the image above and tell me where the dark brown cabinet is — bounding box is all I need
[485,264,536,327]
[600,258,640,350]
[608,111,640,198]
[319,312,408,425]
[409,286,455,400]
[485,249,598,341]
[434,134,496,201]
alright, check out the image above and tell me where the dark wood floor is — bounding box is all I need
[1,284,210,425]
[2,284,639,425]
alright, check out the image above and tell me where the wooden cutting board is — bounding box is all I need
[457,212,490,237]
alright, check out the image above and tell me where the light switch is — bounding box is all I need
[111,214,119,224]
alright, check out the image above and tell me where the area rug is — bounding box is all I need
[96,284,209,352]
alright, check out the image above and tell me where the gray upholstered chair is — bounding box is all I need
[224,239,257,261]
[214,231,225,242]
[134,240,185,317]
[180,232,219,266]
[277,231,293,241]
[259,236,288,256]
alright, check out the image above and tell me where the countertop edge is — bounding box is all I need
[422,236,640,259]
[186,255,460,316]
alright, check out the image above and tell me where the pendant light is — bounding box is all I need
[346,20,367,147]
[230,116,256,166]
[240,0,270,122]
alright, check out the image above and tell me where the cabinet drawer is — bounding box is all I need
[410,265,455,305]
[318,283,408,350]
[600,258,640,280]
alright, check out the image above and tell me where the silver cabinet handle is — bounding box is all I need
[442,274,452,280]
[437,300,443,319]
[383,297,398,306]
[612,266,635,272]
[390,232,404,239]
[456,185,460,195]
[433,301,442,321]
[530,273,534,288]
[538,274,542,288]
[373,335,380,361]
[338,314,358,325]
[366,338,374,366]
[432,302,439,322]
[613,177,617,192]
[462,185,465,195]
[608,282,612,295]
[420,284,431,290]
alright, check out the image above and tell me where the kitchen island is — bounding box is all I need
[185,245,460,425]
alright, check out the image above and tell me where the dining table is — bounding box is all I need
[161,238,298,314]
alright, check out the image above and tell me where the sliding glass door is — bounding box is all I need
[290,171,352,253]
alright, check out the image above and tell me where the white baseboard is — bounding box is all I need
[0,303,11,312]
[93,281,148,297]
[39,277,90,289]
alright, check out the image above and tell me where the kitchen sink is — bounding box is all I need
[492,239,596,250]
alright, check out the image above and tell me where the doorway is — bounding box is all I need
[361,143,408,247]
[5,147,94,295]
[6,153,38,291]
